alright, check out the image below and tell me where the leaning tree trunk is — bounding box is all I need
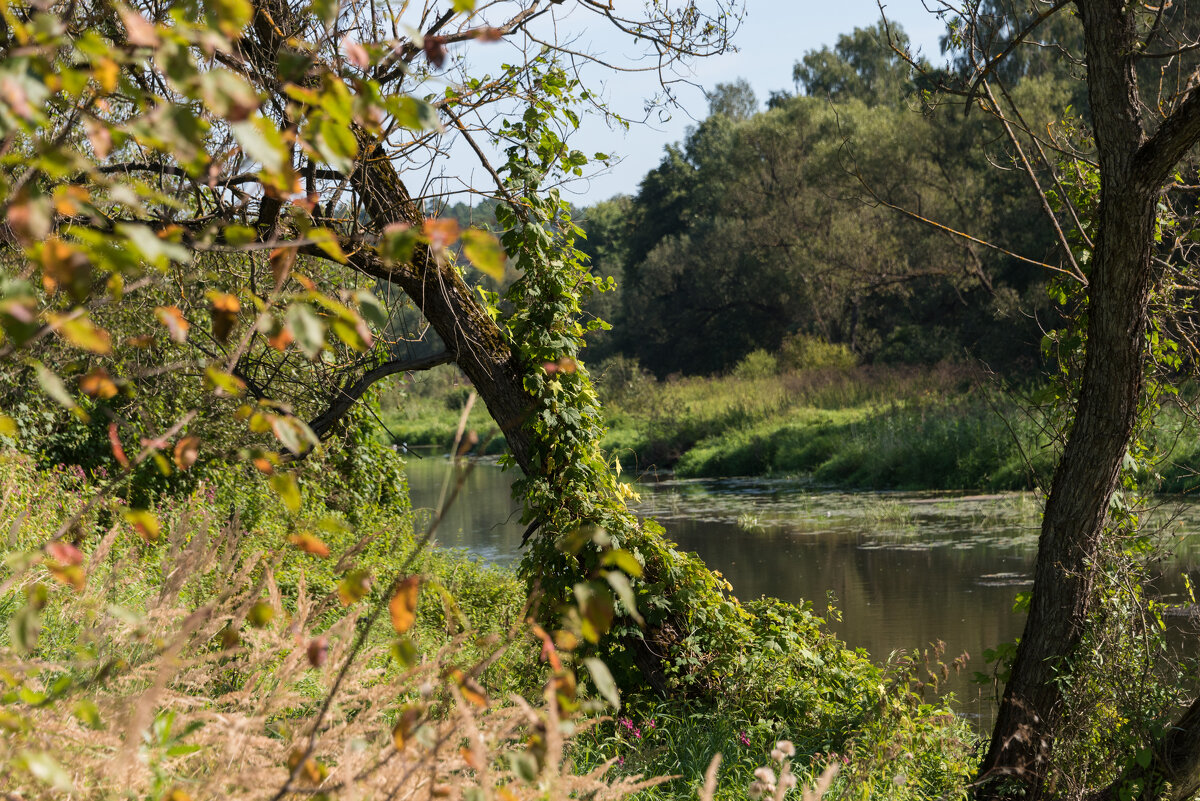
[977,1,1188,794]
[346,136,539,475]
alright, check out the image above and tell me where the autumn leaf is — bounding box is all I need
[118,6,160,46]
[207,291,240,343]
[269,246,297,288]
[78,367,118,399]
[108,422,129,468]
[155,306,190,343]
[46,541,83,566]
[391,704,423,749]
[173,436,200,470]
[341,37,370,69]
[288,532,330,557]
[306,636,328,667]
[448,668,488,708]
[422,218,459,251]
[389,576,419,633]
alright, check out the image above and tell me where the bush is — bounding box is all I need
[732,349,779,379]
[779,334,858,372]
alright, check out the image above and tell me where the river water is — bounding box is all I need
[405,456,1200,723]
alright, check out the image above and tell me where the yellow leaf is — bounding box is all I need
[389,576,419,633]
[123,509,160,541]
[462,228,506,281]
[50,313,111,354]
[78,367,118,399]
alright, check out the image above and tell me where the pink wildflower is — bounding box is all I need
[739,731,751,747]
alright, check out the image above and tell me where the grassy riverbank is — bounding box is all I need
[380,360,1062,490]
[382,359,1200,494]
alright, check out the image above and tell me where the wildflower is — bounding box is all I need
[738,730,751,747]
[616,756,625,766]
[633,727,641,738]
[619,717,634,730]
[647,718,656,729]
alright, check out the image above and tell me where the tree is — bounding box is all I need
[0,0,740,475]
[593,26,1061,377]
[706,78,757,120]
[888,1,1200,797]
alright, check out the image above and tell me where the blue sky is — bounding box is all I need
[544,0,951,203]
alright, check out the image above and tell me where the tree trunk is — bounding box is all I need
[977,1,1160,794]
[346,137,539,475]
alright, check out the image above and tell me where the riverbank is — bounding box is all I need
[381,362,1059,489]
[381,361,1200,494]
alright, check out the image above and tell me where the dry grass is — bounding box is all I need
[0,505,673,801]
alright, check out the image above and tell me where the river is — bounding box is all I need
[405,455,1200,724]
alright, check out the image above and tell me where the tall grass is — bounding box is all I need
[597,362,1058,490]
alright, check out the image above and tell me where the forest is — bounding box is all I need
[5,1,1200,801]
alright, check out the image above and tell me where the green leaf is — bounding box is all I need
[379,223,419,265]
[583,657,620,710]
[247,601,275,628]
[32,362,80,414]
[391,635,418,667]
[73,699,102,729]
[232,118,288,174]
[223,223,257,246]
[508,751,539,784]
[603,570,642,625]
[452,0,475,11]
[389,96,441,132]
[203,366,246,397]
[355,290,389,329]
[601,548,643,578]
[311,0,339,26]
[21,750,74,792]
[462,228,506,281]
[316,116,358,173]
[286,303,325,359]
[270,473,302,513]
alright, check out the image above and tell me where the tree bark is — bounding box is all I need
[978,1,1200,794]
[977,0,1148,792]
[344,136,539,474]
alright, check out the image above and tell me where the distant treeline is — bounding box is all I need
[570,20,1090,377]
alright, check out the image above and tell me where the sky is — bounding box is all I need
[539,0,952,203]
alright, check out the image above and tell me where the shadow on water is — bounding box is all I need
[405,456,1200,730]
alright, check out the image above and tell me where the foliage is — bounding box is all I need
[580,22,1067,378]
[0,454,682,801]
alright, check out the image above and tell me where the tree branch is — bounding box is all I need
[307,350,455,439]
[1134,87,1200,188]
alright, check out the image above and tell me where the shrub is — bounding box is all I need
[732,350,779,380]
[778,335,858,373]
